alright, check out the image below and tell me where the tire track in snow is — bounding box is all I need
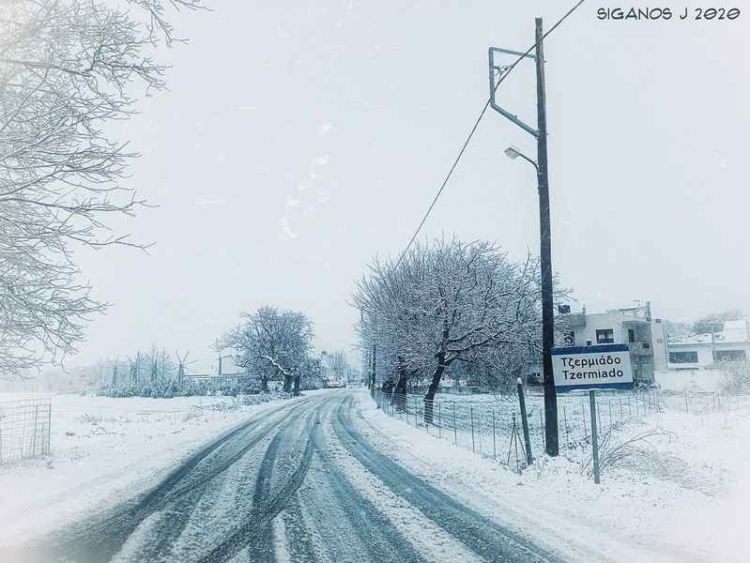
[245,409,309,563]
[319,408,485,563]
[302,397,426,563]
[196,407,320,563]
[280,497,319,563]
[12,399,311,563]
[332,396,563,563]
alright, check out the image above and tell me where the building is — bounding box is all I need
[556,302,668,384]
[667,319,749,369]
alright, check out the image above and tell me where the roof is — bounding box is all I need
[669,319,749,346]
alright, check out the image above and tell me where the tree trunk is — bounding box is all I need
[394,368,408,412]
[283,374,292,393]
[260,374,269,393]
[424,353,447,425]
[293,376,300,396]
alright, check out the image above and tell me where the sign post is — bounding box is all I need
[589,390,601,484]
[552,344,634,484]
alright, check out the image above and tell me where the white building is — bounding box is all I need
[556,302,668,384]
[667,319,749,368]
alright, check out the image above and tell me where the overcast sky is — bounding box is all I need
[70,0,749,372]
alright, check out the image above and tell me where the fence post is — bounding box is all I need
[31,405,39,457]
[492,408,497,459]
[453,402,458,445]
[510,413,521,473]
[438,401,442,438]
[425,398,430,434]
[470,406,475,453]
[47,402,52,455]
[539,409,545,451]
[516,378,534,465]
[589,390,601,485]
[478,411,484,455]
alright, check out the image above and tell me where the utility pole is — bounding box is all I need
[534,17,558,457]
[490,18,558,456]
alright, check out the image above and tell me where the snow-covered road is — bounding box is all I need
[1,389,562,563]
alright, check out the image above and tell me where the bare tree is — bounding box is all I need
[218,306,314,395]
[355,238,550,424]
[0,0,204,376]
[326,349,348,383]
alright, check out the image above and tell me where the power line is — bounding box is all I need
[394,0,586,268]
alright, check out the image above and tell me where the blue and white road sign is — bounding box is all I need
[552,344,634,392]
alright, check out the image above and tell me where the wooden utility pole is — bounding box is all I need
[535,17,558,457]
[489,18,560,457]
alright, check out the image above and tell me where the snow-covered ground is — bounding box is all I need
[0,391,326,546]
[356,390,750,563]
[656,369,726,392]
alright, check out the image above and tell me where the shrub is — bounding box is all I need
[716,360,750,394]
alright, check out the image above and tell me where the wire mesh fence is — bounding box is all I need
[373,388,670,472]
[374,387,750,473]
[0,398,52,465]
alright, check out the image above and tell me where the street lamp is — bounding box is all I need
[504,146,539,172]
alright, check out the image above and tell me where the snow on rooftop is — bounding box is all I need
[670,319,749,345]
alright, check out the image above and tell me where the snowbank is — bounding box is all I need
[0,391,322,546]
[356,390,750,563]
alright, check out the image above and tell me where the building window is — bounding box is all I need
[715,350,747,362]
[628,329,636,343]
[669,351,699,364]
[596,329,614,344]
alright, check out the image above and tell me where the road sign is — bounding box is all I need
[551,344,633,392]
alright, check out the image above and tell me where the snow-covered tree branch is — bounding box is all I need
[0,0,204,376]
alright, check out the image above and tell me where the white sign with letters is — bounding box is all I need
[552,344,633,391]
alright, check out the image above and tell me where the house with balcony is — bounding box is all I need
[555,302,668,384]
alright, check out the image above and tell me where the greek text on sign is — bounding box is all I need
[551,344,633,391]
